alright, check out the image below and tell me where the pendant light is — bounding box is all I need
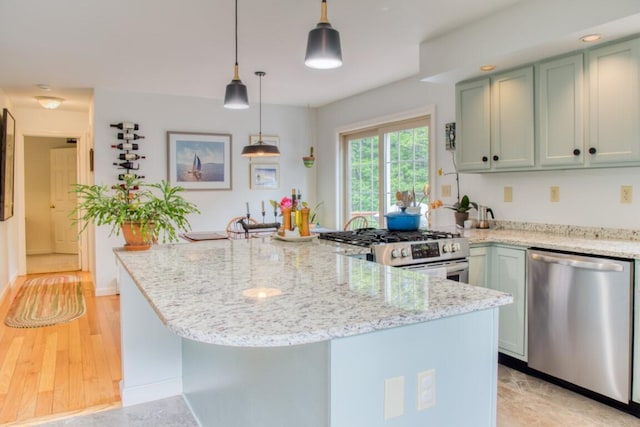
[305,0,342,69]
[224,0,249,109]
[241,71,280,157]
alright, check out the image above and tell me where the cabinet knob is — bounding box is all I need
[573,149,581,156]
[482,156,488,162]
[493,155,499,161]
[589,147,597,155]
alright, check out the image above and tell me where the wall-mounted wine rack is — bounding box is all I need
[110,122,146,183]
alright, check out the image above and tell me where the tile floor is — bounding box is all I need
[31,365,639,426]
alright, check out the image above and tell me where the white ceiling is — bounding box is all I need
[1,0,639,112]
[0,0,525,111]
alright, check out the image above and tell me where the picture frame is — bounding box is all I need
[249,135,279,163]
[0,108,16,221]
[250,163,279,190]
[167,131,232,190]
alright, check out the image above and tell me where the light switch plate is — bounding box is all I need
[384,376,405,420]
[442,185,451,198]
[550,186,560,203]
[504,186,513,203]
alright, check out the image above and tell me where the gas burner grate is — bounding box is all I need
[318,229,461,247]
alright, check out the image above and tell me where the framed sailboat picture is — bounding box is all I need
[167,131,232,190]
[0,108,16,221]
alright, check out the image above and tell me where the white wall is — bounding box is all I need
[0,89,17,299]
[92,89,316,294]
[316,75,640,230]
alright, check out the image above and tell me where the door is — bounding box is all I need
[50,148,79,254]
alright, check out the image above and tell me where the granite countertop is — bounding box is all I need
[462,228,640,259]
[115,238,512,348]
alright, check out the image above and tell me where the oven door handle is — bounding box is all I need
[404,261,469,274]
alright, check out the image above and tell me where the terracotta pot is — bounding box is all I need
[454,212,469,227]
[121,221,154,251]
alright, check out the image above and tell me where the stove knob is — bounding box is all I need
[442,243,450,253]
[391,248,400,259]
[400,248,409,257]
[453,242,461,252]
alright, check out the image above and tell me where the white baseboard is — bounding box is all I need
[120,378,183,407]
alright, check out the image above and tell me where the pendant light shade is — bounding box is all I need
[224,0,249,109]
[305,0,342,69]
[242,71,280,157]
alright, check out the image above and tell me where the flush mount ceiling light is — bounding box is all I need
[36,96,64,109]
[241,71,280,157]
[580,34,602,43]
[223,0,249,109]
[305,0,342,69]
[480,65,496,72]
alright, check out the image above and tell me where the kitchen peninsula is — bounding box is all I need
[115,237,512,427]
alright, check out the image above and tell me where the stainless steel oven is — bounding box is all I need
[318,229,470,283]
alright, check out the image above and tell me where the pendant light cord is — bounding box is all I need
[234,0,239,66]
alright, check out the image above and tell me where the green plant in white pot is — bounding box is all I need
[73,175,200,250]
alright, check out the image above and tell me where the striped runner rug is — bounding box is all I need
[4,274,86,328]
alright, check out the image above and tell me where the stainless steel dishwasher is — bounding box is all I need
[527,249,633,403]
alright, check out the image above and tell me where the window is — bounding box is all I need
[343,116,430,228]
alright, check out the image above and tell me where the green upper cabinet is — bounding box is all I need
[490,67,535,170]
[456,67,534,172]
[536,54,585,167]
[588,38,640,164]
[456,78,491,171]
[456,35,640,172]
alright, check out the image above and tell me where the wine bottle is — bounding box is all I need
[113,184,140,190]
[117,133,145,140]
[118,173,145,181]
[117,153,145,161]
[113,161,139,170]
[110,122,139,131]
[111,143,139,150]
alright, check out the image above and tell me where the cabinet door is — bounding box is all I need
[588,38,640,164]
[468,246,488,287]
[537,54,585,166]
[489,246,527,360]
[456,78,491,171]
[491,67,535,169]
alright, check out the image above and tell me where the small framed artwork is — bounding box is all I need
[0,108,16,221]
[167,131,232,190]
[249,135,279,163]
[250,163,279,190]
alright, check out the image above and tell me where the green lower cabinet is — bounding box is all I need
[469,244,527,361]
[633,260,640,404]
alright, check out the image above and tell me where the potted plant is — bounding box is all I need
[445,194,477,227]
[73,176,200,250]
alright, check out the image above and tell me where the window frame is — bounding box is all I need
[341,115,432,228]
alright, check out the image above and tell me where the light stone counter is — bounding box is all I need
[462,228,640,259]
[115,237,512,347]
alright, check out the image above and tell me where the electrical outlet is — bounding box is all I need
[504,186,513,203]
[442,185,451,198]
[417,369,436,411]
[621,185,632,204]
[384,376,405,420]
[550,186,560,203]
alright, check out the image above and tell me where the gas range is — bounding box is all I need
[318,229,470,268]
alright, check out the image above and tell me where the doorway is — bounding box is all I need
[24,136,80,274]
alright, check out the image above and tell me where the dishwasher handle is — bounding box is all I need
[530,252,623,272]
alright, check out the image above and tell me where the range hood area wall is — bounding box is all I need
[316,75,639,231]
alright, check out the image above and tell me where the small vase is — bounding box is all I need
[454,212,469,227]
[300,208,311,236]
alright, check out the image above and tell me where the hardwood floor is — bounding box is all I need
[0,272,121,426]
